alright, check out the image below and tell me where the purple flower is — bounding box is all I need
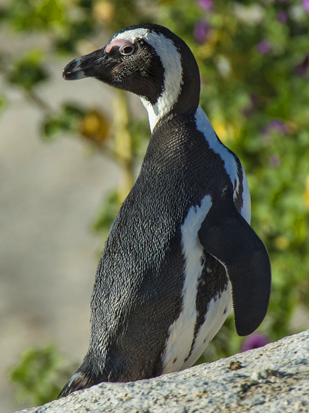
[242,333,269,352]
[295,54,309,77]
[276,11,288,23]
[194,21,211,44]
[256,40,272,55]
[197,0,213,12]
[303,0,309,14]
[263,119,291,137]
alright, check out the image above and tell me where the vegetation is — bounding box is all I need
[2,0,309,407]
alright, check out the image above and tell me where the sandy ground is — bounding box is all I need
[0,36,146,411]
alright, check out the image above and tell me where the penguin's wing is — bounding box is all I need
[198,192,271,336]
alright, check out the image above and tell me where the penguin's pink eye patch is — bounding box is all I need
[105,39,135,56]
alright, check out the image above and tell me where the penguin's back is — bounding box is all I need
[89,114,241,380]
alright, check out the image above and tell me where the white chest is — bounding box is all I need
[161,107,250,374]
[161,196,232,373]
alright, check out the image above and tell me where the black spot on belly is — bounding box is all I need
[172,357,177,364]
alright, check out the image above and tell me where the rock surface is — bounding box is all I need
[17,329,309,413]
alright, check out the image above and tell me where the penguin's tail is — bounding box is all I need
[59,370,97,397]
[59,350,106,397]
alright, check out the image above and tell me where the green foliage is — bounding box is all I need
[93,189,122,237]
[94,0,155,33]
[2,0,309,405]
[8,49,48,91]
[129,117,150,159]
[5,0,65,31]
[0,95,7,115]
[43,103,86,140]
[10,344,71,406]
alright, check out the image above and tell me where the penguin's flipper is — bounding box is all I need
[198,192,271,337]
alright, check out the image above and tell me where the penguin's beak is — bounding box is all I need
[63,48,108,80]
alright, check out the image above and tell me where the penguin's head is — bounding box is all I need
[63,24,200,131]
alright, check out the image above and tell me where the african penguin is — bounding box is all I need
[60,23,271,396]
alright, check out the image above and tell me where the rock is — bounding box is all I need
[16,329,309,413]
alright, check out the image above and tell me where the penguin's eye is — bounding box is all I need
[120,44,135,56]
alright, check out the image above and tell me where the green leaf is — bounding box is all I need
[36,0,64,25]
[6,0,65,31]
[42,103,86,140]
[92,190,122,237]
[10,344,72,406]
[9,49,48,91]
[0,95,7,115]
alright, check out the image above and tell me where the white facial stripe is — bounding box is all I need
[113,28,183,131]
[161,195,213,373]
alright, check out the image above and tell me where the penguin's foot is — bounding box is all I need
[59,371,96,397]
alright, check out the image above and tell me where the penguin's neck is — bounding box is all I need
[140,97,170,132]
[144,102,220,147]
[145,104,239,186]
[141,98,200,133]
[140,50,200,132]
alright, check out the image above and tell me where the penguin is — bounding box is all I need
[60,23,271,396]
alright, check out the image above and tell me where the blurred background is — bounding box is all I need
[1,0,309,411]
